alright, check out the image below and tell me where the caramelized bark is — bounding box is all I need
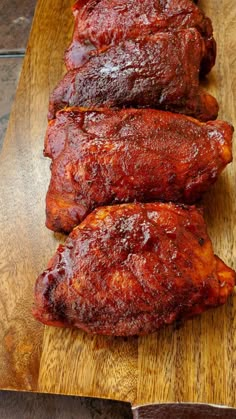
[33,203,236,336]
[49,29,218,121]
[44,107,233,233]
[65,0,216,75]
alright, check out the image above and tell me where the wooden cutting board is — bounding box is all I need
[0,0,235,407]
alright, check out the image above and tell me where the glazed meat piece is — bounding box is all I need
[166,88,218,123]
[65,0,215,76]
[49,29,218,121]
[44,107,233,233]
[33,203,236,336]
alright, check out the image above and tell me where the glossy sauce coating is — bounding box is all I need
[44,107,233,233]
[65,0,215,75]
[49,29,218,122]
[33,203,236,336]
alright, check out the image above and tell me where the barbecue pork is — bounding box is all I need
[33,203,236,336]
[44,107,233,234]
[65,0,215,76]
[49,29,218,121]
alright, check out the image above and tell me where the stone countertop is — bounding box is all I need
[0,0,36,52]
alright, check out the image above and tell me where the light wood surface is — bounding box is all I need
[0,0,235,407]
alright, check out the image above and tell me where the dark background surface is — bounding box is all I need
[0,391,132,419]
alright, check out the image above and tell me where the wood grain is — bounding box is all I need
[0,0,235,407]
[0,0,74,391]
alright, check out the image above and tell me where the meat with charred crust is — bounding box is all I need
[33,203,236,336]
[49,29,218,121]
[45,107,233,234]
[66,0,215,76]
